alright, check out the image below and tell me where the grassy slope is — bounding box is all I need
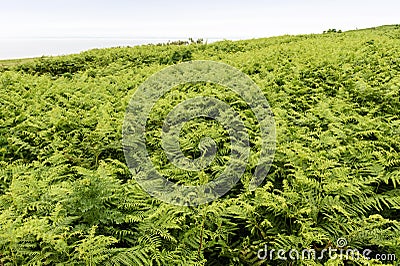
[0,57,37,68]
[0,25,399,265]
[0,24,397,65]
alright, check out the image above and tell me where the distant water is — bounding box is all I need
[0,38,223,60]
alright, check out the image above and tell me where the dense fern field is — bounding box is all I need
[0,25,399,265]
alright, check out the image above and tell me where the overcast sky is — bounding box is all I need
[0,0,399,59]
[1,0,399,39]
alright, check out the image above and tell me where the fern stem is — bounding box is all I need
[197,211,206,258]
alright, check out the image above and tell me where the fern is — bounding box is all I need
[1,25,400,265]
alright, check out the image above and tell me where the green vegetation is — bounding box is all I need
[0,57,38,68]
[0,25,399,265]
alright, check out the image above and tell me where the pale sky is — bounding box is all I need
[1,0,399,39]
[0,0,399,59]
